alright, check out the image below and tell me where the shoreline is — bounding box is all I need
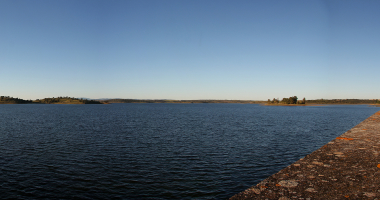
[230,111,380,199]
[262,103,323,106]
[262,103,380,107]
[1,102,379,106]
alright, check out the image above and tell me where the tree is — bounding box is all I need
[290,96,298,104]
[281,98,290,104]
[271,98,279,103]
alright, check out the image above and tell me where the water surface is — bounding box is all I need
[0,104,378,199]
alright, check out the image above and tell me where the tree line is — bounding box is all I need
[268,96,306,104]
[104,99,265,104]
[0,96,103,104]
[306,99,379,104]
[267,97,380,105]
[34,97,103,104]
[0,96,33,104]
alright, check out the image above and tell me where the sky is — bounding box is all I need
[1,0,379,100]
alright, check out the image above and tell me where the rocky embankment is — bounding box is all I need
[230,111,380,200]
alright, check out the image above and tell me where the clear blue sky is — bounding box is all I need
[1,0,379,100]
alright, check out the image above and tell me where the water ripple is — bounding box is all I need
[0,104,378,199]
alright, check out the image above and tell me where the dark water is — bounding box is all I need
[0,103,378,199]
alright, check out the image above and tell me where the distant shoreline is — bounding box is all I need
[1,102,377,106]
[263,103,379,107]
[262,103,323,106]
[0,96,104,104]
[1,96,379,106]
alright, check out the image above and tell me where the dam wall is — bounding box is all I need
[230,111,380,200]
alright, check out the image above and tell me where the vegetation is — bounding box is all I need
[103,99,265,104]
[0,96,32,104]
[267,96,305,105]
[306,99,379,104]
[1,95,379,105]
[281,96,298,104]
[267,97,379,105]
[0,96,103,104]
[268,98,280,104]
[33,97,103,104]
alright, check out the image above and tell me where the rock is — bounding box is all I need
[229,111,380,200]
[312,161,323,165]
[278,180,298,188]
[305,188,316,192]
[364,192,376,197]
[250,188,260,194]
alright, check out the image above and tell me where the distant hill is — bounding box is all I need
[1,96,379,105]
[307,99,379,104]
[0,96,32,104]
[266,97,379,105]
[33,97,103,104]
[0,96,104,104]
[103,99,265,104]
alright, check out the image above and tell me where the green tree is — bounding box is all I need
[281,98,290,104]
[290,96,298,104]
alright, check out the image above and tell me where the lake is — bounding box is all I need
[0,103,378,199]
